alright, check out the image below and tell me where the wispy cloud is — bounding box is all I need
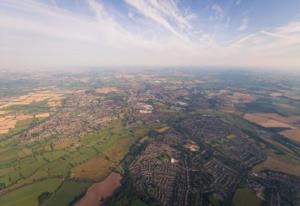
[124,0,193,41]
[211,4,225,20]
[239,17,249,31]
[0,0,299,69]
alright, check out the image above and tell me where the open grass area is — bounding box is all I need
[41,180,91,206]
[0,118,155,203]
[232,188,262,206]
[0,178,62,206]
[72,156,111,180]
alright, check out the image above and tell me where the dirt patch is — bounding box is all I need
[280,129,300,144]
[75,172,122,206]
[156,126,170,133]
[243,113,295,129]
[95,87,119,94]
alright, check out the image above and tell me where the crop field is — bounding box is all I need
[253,152,300,177]
[280,129,300,144]
[95,87,120,94]
[41,180,91,206]
[0,91,63,137]
[243,113,295,129]
[229,92,256,103]
[0,112,154,206]
[72,156,111,180]
[75,172,122,206]
[0,90,63,110]
[0,178,62,206]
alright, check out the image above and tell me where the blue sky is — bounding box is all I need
[0,0,300,70]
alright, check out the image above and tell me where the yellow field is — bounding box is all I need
[0,114,33,134]
[0,90,63,109]
[0,90,64,134]
[48,101,61,107]
[35,112,50,118]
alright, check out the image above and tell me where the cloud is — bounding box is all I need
[124,0,193,41]
[239,17,249,31]
[211,4,224,20]
[229,21,300,68]
[0,0,299,70]
[235,0,241,6]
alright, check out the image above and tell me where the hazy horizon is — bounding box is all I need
[1,0,300,70]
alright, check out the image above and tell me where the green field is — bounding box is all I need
[0,118,155,205]
[42,180,91,206]
[0,178,62,206]
[232,188,262,206]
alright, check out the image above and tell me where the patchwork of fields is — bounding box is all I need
[0,89,156,206]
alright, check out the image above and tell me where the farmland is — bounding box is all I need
[0,70,300,205]
[0,84,156,205]
[0,178,62,206]
[75,172,122,206]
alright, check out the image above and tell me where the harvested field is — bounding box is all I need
[0,114,32,134]
[75,172,122,206]
[250,113,300,124]
[243,113,295,129]
[95,87,119,94]
[221,106,238,114]
[48,101,61,107]
[284,94,300,100]
[280,129,300,144]
[35,113,50,118]
[72,156,111,181]
[0,111,8,115]
[0,90,63,109]
[276,103,297,110]
[253,155,300,177]
[270,92,283,97]
[230,92,256,103]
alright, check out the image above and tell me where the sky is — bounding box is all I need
[0,0,300,70]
